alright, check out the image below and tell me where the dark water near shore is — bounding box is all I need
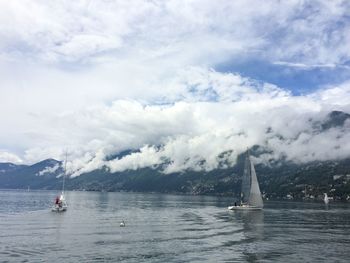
[0,190,349,262]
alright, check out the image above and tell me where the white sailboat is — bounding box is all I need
[228,150,263,211]
[51,154,68,212]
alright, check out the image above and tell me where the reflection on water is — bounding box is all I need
[0,190,349,262]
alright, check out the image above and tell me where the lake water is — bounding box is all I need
[0,190,349,262]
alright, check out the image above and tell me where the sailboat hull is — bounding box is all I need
[51,204,68,212]
[228,205,262,211]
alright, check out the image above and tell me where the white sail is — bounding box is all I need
[241,155,251,204]
[228,150,263,210]
[248,158,263,208]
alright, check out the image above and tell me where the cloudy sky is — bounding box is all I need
[1,0,350,175]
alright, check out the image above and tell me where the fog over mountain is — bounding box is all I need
[4,71,350,177]
[1,1,350,177]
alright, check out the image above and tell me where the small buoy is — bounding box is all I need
[120,220,125,227]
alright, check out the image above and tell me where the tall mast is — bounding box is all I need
[62,151,67,194]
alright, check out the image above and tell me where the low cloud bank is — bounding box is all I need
[10,68,347,177]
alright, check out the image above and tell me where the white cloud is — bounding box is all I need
[107,145,162,173]
[1,0,349,66]
[9,68,346,176]
[1,1,350,175]
[0,151,23,164]
[36,163,60,176]
[272,61,350,70]
[309,82,350,107]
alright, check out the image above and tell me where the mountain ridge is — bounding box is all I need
[1,110,349,200]
[1,155,349,200]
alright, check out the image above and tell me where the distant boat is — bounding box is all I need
[324,193,330,205]
[228,150,263,211]
[51,153,68,212]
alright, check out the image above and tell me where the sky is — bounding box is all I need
[0,0,350,175]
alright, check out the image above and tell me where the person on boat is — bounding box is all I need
[55,195,62,208]
[234,202,237,207]
[55,196,60,205]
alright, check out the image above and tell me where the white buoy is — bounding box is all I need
[120,220,125,227]
[324,193,329,205]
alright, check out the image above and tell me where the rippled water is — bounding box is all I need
[0,190,349,262]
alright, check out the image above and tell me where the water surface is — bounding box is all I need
[0,190,349,262]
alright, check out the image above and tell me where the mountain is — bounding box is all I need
[0,163,27,173]
[0,159,63,189]
[321,111,350,130]
[1,155,349,200]
[1,111,350,200]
